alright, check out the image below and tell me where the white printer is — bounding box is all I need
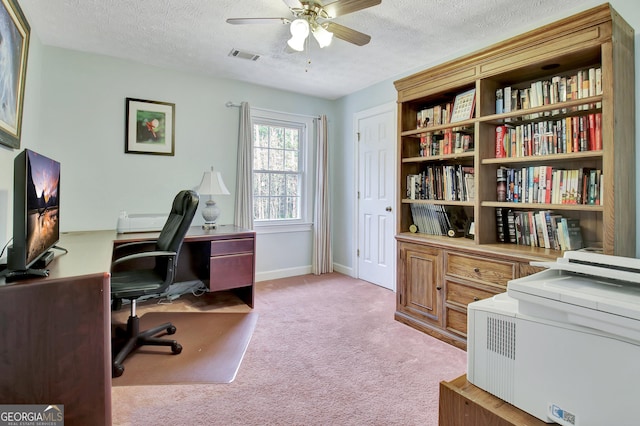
[467,251,640,426]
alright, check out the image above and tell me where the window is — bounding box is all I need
[251,109,314,230]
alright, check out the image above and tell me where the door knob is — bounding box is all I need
[385,206,392,212]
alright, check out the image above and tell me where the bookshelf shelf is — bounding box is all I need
[393,4,635,349]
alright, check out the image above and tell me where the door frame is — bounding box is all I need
[352,101,398,289]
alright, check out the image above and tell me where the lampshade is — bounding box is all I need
[197,167,230,196]
[311,23,333,48]
[197,167,230,229]
[287,18,310,52]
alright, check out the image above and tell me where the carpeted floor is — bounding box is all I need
[111,273,467,425]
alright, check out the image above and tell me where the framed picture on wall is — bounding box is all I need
[0,0,31,149]
[125,97,175,156]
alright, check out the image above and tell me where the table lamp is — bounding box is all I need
[196,167,230,229]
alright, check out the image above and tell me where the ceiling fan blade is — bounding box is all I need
[325,22,371,46]
[226,18,290,25]
[322,0,381,18]
[282,0,303,9]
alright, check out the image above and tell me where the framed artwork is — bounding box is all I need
[0,0,30,149]
[125,97,175,156]
[450,88,476,123]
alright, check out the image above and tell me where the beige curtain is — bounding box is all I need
[234,102,254,229]
[312,115,332,274]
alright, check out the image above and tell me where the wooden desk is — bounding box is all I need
[114,225,256,307]
[439,374,547,426]
[0,230,114,426]
[0,225,255,426]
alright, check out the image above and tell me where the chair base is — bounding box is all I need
[112,314,182,378]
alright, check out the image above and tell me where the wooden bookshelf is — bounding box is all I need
[393,4,635,349]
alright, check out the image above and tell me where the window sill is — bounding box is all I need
[254,222,313,234]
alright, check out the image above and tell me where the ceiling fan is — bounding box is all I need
[226,0,382,52]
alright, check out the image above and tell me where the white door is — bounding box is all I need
[355,103,396,290]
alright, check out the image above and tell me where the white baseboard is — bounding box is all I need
[256,265,312,282]
[332,262,353,277]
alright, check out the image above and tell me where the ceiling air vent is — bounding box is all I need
[229,49,260,61]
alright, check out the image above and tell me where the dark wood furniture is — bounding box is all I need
[439,374,547,426]
[0,225,255,425]
[0,230,114,426]
[114,225,256,307]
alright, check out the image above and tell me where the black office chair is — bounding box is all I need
[110,189,199,378]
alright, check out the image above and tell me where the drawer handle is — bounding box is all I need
[473,267,480,273]
[473,296,480,301]
[436,286,442,291]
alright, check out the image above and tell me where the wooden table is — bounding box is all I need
[439,374,547,426]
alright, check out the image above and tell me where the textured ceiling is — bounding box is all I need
[18,0,591,100]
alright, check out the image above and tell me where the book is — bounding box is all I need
[565,219,584,250]
[450,88,476,122]
[497,167,507,202]
[495,125,507,158]
[496,89,503,114]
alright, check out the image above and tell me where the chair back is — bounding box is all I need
[155,190,199,276]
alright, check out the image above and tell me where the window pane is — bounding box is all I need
[269,148,284,171]
[254,172,270,196]
[254,196,269,220]
[255,125,269,147]
[269,197,285,219]
[254,147,269,170]
[270,173,285,196]
[286,196,299,219]
[284,150,298,172]
[285,129,299,150]
[286,174,300,196]
[270,127,285,148]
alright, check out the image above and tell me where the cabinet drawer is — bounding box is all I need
[445,252,516,286]
[210,238,254,256]
[445,307,468,338]
[209,253,254,291]
[446,280,498,307]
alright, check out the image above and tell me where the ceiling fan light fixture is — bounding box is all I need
[311,23,333,48]
[287,18,309,52]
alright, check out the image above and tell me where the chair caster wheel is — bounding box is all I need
[172,342,182,354]
[167,325,177,335]
[113,364,124,378]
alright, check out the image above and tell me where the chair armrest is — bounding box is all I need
[111,250,177,267]
[114,240,158,251]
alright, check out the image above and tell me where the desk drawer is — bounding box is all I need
[210,238,254,256]
[209,253,254,291]
[445,252,516,286]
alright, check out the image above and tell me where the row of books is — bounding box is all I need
[496,208,584,250]
[495,113,602,158]
[495,67,602,114]
[410,204,468,236]
[419,130,474,157]
[496,166,602,205]
[406,165,475,202]
[416,88,477,129]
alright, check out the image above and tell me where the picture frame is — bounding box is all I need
[450,88,476,123]
[125,97,175,156]
[0,0,30,149]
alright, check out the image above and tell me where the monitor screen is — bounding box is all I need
[9,149,60,271]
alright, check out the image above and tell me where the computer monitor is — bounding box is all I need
[7,149,61,272]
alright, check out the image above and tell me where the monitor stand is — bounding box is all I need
[3,268,50,283]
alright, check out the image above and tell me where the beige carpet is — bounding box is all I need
[112,311,258,386]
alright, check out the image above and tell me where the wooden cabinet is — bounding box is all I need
[394,4,635,348]
[396,242,443,331]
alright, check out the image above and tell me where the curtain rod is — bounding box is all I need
[226,101,321,120]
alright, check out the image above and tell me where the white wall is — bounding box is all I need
[0,37,335,279]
